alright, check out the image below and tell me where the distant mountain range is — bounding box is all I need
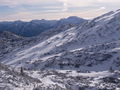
[0,16,86,37]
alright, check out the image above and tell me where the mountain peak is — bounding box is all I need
[67,16,83,20]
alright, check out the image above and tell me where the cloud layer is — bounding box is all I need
[0,0,120,21]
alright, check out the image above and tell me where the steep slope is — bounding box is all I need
[42,9,120,70]
[75,10,120,46]
[1,9,120,69]
[1,27,77,67]
[33,23,80,42]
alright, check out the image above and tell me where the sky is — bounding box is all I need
[0,0,120,21]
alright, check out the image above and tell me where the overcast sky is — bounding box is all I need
[0,0,120,21]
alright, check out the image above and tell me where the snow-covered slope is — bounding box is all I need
[2,9,120,69]
[1,27,77,67]
[0,31,35,59]
[75,10,120,46]
[0,9,120,90]
[0,62,41,90]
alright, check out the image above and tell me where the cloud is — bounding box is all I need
[97,0,120,3]
[0,7,107,21]
[0,0,119,21]
[62,1,68,11]
[1,0,120,7]
[0,0,58,7]
[0,11,32,21]
[99,7,106,10]
[58,0,95,12]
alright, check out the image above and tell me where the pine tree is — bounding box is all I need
[20,67,24,75]
[109,66,114,73]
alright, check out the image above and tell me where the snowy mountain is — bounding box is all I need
[0,10,120,90]
[2,10,120,68]
[0,16,86,37]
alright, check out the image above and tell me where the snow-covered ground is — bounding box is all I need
[0,9,120,90]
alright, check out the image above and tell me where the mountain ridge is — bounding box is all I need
[0,16,86,37]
